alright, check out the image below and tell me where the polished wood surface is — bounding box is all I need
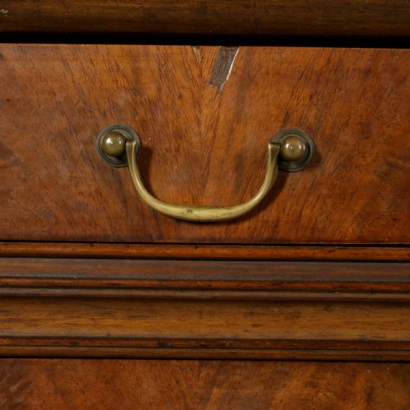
[0,258,408,359]
[1,1,410,38]
[1,45,409,244]
[0,359,409,409]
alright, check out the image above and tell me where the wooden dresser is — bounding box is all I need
[1,1,409,408]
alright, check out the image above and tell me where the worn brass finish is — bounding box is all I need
[274,128,315,172]
[127,139,280,222]
[101,132,126,157]
[280,135,308,162]
[96,124,141,167]
[97,125,315,222]
[97,124,282,222]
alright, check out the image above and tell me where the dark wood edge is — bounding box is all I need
[2,34,410,49]
[1,242,408,261]
[2,288,410,302]
[1,347,409,361]
[2,0,410,38]
[1,338,410,361]
[1,337,410,361]
[3,338,410,349]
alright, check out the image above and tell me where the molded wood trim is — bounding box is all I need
[1,243,409,262]
[0,258,409,360]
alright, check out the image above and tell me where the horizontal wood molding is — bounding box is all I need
[0,242,408,261]
[0,257,409,360]
[0,258,410,300]
[1,1,409,38]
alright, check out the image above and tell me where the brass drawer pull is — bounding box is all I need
[97,125,314,222]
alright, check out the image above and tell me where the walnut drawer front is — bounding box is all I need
[0,44,409,361]
[0,44,409,245]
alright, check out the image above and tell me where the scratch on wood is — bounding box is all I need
[0,9,9,14]
[210,47,239,93]
[192,46,201,63]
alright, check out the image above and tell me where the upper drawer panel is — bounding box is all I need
[0,45,409,244]
[2,1,410,38]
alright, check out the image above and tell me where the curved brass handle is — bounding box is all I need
[97,125,314,222]
[127,139,279,222]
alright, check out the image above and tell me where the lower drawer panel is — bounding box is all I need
[0,359,409,409]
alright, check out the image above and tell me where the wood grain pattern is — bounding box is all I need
[0,258,408,359]
[0,360,409,410]
[1,45,409,244]
[1,0,410,38]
